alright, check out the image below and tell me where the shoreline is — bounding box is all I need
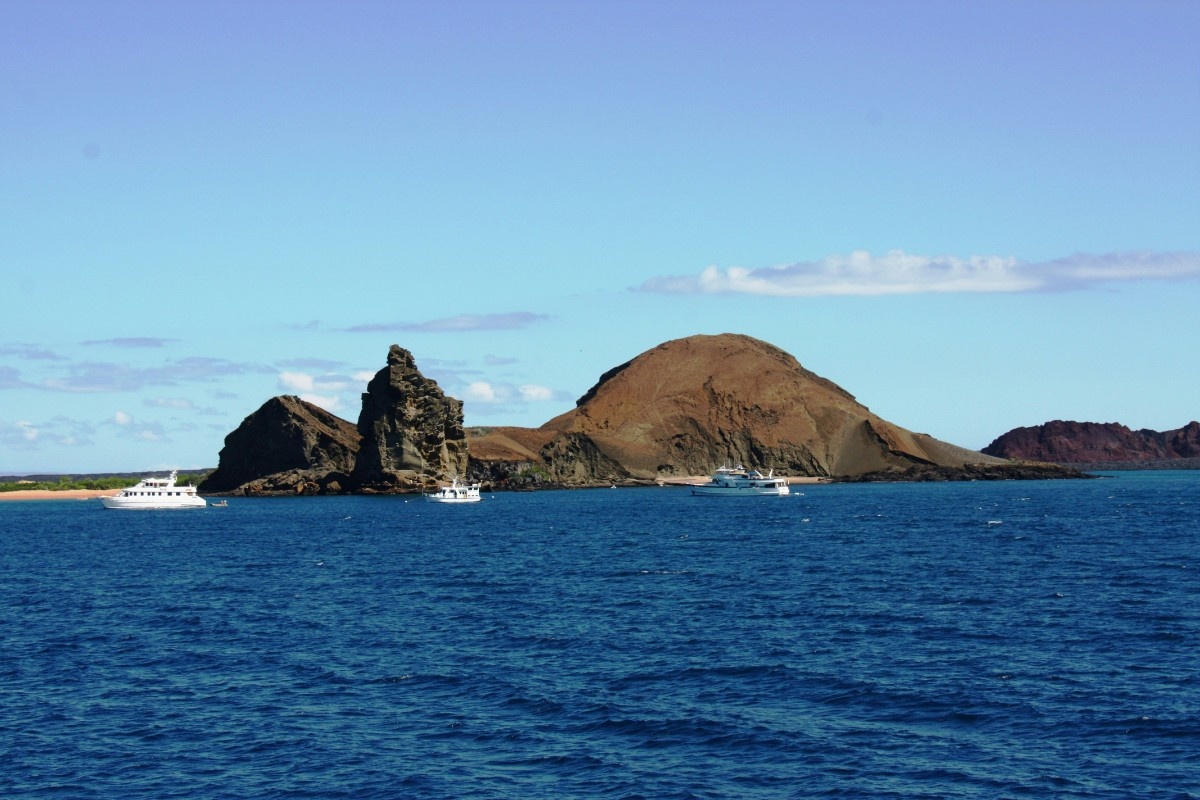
[2,477,830,500]
[0,489,114,501]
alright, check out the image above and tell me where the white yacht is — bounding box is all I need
[690,465,790,497]
[425,478,482,503]
[99,470,207,509]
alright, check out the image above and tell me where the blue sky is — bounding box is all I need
[2,0,1198,474]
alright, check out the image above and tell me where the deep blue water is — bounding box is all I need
[2,472,1197,799]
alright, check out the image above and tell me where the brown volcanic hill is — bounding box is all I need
[470,333,1005,483]
[199,395,361,495]
[983,420,1200,464]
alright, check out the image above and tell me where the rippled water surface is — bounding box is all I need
[3,472,1197,799]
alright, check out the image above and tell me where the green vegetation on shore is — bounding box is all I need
[0,473,209,493]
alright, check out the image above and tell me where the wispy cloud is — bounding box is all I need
[0,343,66,361]
[144,397,195,410]
[1,417,97,451]
[39,357,273,393]
[343,312,550,333]
[277,357,347,371]
[109,410,165,442]
[0,366,32,390]
[0,420,41,450]
[82,337,178,348]
[638,250,1200,297]
[1032,251,1200,290]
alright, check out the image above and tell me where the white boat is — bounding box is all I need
[425,479,482,503]
[99,470,207,509]
[690,464,790,496]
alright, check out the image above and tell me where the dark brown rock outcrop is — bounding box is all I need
[835,462,1091,482]
[982,420,1200,464]
[469,333,1008,484]
[350,345,469,491]
[199,395,361,495]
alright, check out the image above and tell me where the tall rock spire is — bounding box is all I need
[351,344,469,490]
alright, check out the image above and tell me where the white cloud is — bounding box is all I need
[465,381,503,403]
[18,421,38,442]
[299,393,343,413]
[519,384,555,401]
[278,371,315,393]
[639,250,1200,297]
[278,371,358,413]
[114,411,132,426]
[313,375,353,392]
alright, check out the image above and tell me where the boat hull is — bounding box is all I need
[689,464,790,496]
[99,496,207,509]
[691,485,790,497]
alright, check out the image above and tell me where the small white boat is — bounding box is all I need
[425,479,482,503]
[690,464,790,497]
[99,470,207,509]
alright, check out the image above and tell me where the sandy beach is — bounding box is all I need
[0,489,114,501]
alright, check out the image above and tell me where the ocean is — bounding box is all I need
[2,472,1197,799]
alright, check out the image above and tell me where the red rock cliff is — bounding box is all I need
[982,420,1200,463]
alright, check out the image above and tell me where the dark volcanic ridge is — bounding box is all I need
[983,420,1200,465]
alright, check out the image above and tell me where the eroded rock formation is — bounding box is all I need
[350,345,470,491]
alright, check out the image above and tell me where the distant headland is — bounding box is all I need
[983,420,1200,469]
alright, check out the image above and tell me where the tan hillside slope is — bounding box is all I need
[526,333,1002,480]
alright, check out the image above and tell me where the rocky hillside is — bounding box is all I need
[983,420,1200,464]
[469,333,1010,484]
[199,395,361,494]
